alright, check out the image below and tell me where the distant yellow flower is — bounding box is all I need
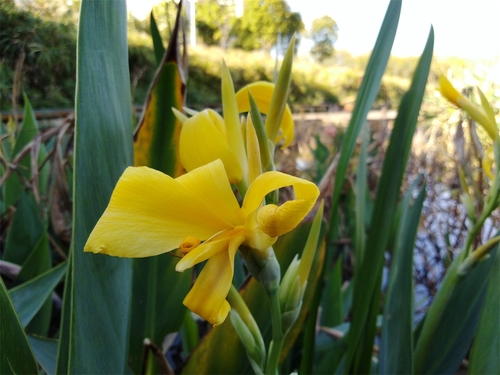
[84,159,318,326]
[235,81,295,148]
[439,75,498,140]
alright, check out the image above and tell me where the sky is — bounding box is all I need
[127,0,500,60]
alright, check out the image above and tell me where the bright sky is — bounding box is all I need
[127,0,500,59]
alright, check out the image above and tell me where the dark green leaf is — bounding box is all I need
[379,184,426,374]
[150,11,165,66]
[346,28,434,373]
[58,1,134,373]
[0,279,38,375]
[468,247,500,375]
[28,336,58,375]
[3,190,44,265]
[9,261,68,328]
[414,247,498,374]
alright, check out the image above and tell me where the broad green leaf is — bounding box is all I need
[128,4,190,373]
[150,11,165,66]
[468,247,500,375]
[346,28,434,374]
[58,1,134,373]
[9,261,68,328]
[134,2,186,177]
[28,336,58,375]
[379,184,426,374]
[3,190,44,265]
[182,220,326,374]
[327,0,401,242]
[4,94,49,210]
[56,255,72,374]
[0,279,38,375]
[414,247,498,374]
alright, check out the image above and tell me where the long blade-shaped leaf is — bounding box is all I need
[59,1,134,373]
[0,279,38,374]
[346,28,434,373]
[468,247,500,375]
[327,0,401,239]
[379,184,426,374]
[414,246,498,374]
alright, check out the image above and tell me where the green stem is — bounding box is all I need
[265,290,283,375]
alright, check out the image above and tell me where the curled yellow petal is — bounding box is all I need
[242,171,319,238]
[235,81,295,147]
[180,110,243,183]
[179,236,201,254]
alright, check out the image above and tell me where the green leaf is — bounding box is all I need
[58,1,134,373]
[414,246,498,374]
[327,0,401,238]
[9,261,68,328]
[16,231,52,336]
[150,11,165,66]
[468,247,500,375]
[182,221,326,374]
[3,94,49,210]
[346,28,434,374]
[0,278,38,375]
[379,184,426,374]
[28,336,58,375]
[134,2,186,177]
[3,190,44,265]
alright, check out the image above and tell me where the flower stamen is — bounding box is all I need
[180,236,201,254]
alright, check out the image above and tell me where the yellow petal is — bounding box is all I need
[84,160,238,257]
[235,81,295,147]
[182,231,245,326]
[438,75,463,107]
[180,110,243,183]
[242,171,319,238]
[176,159,242,226]
[221,61,248,183]
[176,228,243,271]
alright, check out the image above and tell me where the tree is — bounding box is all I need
[231,0,304,53]
[309,15,338,63]
[195,0,237,48]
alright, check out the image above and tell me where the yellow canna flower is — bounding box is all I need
[179,109,243,183]
[439,75,498,140]
[84,159,319,326]
[235,81,295,148]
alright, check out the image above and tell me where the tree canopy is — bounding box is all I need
[195,0,304,53]
[309,15,338,62]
